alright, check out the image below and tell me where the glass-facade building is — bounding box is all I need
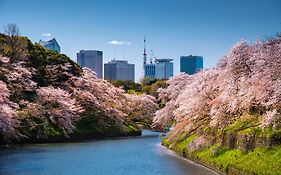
[145,59,173,80]
[144,64,156,79]
[180,55,203,75]
[77,50,103,78]
[104,60,135,82]
[38,38,61,53]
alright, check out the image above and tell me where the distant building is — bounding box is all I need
[104,60,135,82]
[145,58,173,80]
[144,64,155,79]
[38,38,61,53]
[155,59,173,79]
[77,50,103,78]
[180,55,203,75]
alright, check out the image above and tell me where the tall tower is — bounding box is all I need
[143,36,147,71]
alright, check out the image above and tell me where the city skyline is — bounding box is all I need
[0,0,280,81]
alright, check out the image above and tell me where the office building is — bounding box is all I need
[104,60,135,82]
[144,64,155,79]
[38,38,61,53]
[180,55,203,75]
[155,59,173,79]
[77,50,103,78]
[145,58,173,80]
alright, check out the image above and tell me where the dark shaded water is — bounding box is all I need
[0,130,218,175]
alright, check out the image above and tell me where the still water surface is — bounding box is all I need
[0,130,218,175]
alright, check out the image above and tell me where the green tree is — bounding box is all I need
[140,77,168,98]
[0,24,28,62]
[110,80,142,93]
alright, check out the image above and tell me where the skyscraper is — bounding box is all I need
[77,50,103,78]
[145,58,173,80]
[144,64,155,79]
[180,55,203,75]
[104,60,135,82]
[155,59,173,79]
[38,38,61,53]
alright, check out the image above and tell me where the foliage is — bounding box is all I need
[27,43,83,87]
[109,80,142,93]
[195,145,281,174]
[222,115,260,134]
[0,32,157,142]
[153,37,281,142]
[164,135,281,174]
[140,78,168,98]
[140,76,158,86]
[36,87,84,135]
[159,36,281,175]
[0,80,19,140]
[174,134,197,154]
[0,24,28,62]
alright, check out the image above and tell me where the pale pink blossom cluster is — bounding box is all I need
[125,93,157,122]
[7,62,37,91]
[261,109,280,129]
[1,47,157,141]
[0,80,19,140]
[0,55,10,63]
[1,64,157,140]
[69,68,157,123]
[36,86,84,135]
[188,135,214,152]
[153,73,191,129]
[45,63,74,81]
[153,38,281,137]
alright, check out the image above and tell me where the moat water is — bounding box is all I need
[0,130,218,175]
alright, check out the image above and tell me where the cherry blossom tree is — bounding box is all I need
[152,73,191,130]
[36,86,84,136]
[7,62,37,92]
[153,37,281,141]
[69,68,157,125]
[0,80,19,140]
[125,93,157,123]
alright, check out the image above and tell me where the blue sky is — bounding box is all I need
[0,0,280,81]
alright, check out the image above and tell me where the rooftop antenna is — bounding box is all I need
[143,36,147,70]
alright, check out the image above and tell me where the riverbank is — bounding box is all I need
[162,136,281,175]
[0,129,141,147]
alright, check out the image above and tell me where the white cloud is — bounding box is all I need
[42,33,51,37]
[125,42,131,45]
[107,40,124,45]
[107,40,132,45]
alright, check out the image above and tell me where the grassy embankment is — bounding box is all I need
[162,115,281,175]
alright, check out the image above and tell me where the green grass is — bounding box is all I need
[162,113,281,174]
[234,146,281,174]
[223,115,260,134]
[195,145,242,172]
[126,125,139,132]
[161,137,168,146]
[168,136,281,175]
[171,134,197,156]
